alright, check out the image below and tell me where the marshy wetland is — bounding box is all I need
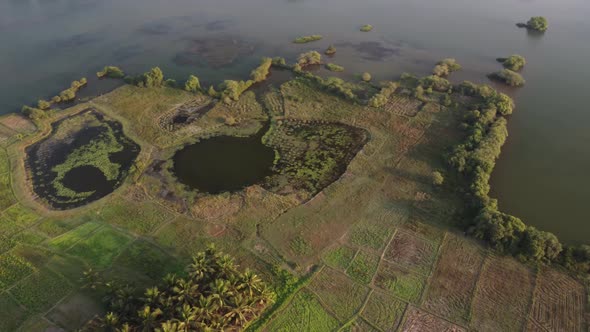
[26,109,140,209]
[0,0,590,331]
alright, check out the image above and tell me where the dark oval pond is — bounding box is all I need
[61,165,113,194]
[172,124,275,194]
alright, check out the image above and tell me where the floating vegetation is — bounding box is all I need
[360,24,374,32]
[26,109,140,209]
[293,35,323,44]
[325,45,337,56]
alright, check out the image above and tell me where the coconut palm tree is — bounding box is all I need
[137,306,163,332]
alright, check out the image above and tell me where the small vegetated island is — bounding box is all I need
[0,49,588,331]
[517,16,549,32]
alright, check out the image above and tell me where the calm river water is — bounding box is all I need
[1,0,589,243]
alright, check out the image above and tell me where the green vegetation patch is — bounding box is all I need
[68,227,132,268]
[322,245,357,271]
[498,54,526,71]
[99,199,172,235]
[0,292,30,332]
[373,260,426,303]
[48,222,102,251]
[0,252,35,290]
[307,267,369,321]
[10,268,71,312]
[293,34,323,43]
[361,290,406,331]
[346,250,380,284]
[265,289,340,331]
[114,239,183,280]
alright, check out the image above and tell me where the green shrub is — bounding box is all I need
[526,16,548,32]
[97,66,125,78]
[325,45,336,55]
[325,63,344,72]
[432,58,461,77]
[369,82,398,108]
[491,69,525,87]
[361,72,372,82]
[297,51,322,66]
[37,100,51,110]
[431,171,444,185]
[499,55,526,71]
[250,57,272,82]
[184,75,201,92]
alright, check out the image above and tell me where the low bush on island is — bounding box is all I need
[497,54,526,71]
[517,16,548,32]
[432,58,462,77]
[184,75,201,92]
[293,35,323,44]
[296,51,322,67]
[325,45,336,56]
[325,63,344,72]
[490,69,525,87]
[97,66,125,79]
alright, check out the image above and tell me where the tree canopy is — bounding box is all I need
[526,16,548,32]
[85,246,275,331]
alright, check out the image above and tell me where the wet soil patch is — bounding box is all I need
[26,109,140,209]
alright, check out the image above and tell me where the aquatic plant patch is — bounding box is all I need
[265,119,368,194]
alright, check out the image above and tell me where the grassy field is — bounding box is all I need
[0,73,586,331]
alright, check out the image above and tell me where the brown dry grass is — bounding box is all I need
[528,266,586,332]
[470,255,536,332]
[422,234,485,324]
[383,230,438,275]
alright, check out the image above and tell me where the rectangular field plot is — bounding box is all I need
[307,267,369,322]
[48,222,102,251]
[99,199,172,235]
[373,260,426,303]
[67,227,133,268]
[384,95,422,117]
[0,291,30,332]
[422,234,485,324]
[527,267,585,332]
[361,290,407,331]
[0,149,9,174]
[10,268,71,313]
[346,250,380,284]
[470,256,535,332]
[0,173,16,211]
[383,230,438,275]
[0,252,34,290]
[347,221,393,251]
[322,244,357,271]
[113,240,183,280]
[400,306,466,332]
[46,291,104,331]
[264,289,340,332]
